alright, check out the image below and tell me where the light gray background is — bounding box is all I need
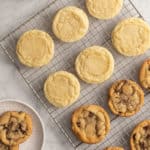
[0,0,150,149]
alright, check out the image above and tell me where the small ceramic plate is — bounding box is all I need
[0,99,44,150]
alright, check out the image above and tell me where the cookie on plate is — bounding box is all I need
[86,0,123,19]
[130,120,150,150]
[52,6,89,42]
[75,46,114,84]
[16,29,54,67]
[105,146,124,150]
[112,18,150,56]
[0,141,19,150]
[44,71,80,108]
[0,111,32,146]
[108,80,144,117]
[139,59,150,89]
[72,105,110,144]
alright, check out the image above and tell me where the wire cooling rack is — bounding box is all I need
[0,0,150,149]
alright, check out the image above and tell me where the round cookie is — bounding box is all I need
[105,146,124,150]
[72,105,110,144]
[108,80,144,117]
[75,46,114,84]
[52,6,89,42]
[0,141,19,150]
[139,59,150,89]
[16,29,54,67]
[44,71,80,108]
[86,0,123,19]
[130,120,150,150]
[112,18,150,56]
[0,111,32,146]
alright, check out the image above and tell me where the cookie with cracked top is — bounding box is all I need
[108,80,144,117]
[72,105,110,144]
[0,141,19,150]
[0,111,32,146]
[130,120,150,150]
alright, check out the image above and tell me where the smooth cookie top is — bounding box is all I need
[0,111,32,146]
[86,0,123,19]
[52,6,89,42]
[16,29,54,67]
[139,59,150,89]
[108,80,144,117]
[72,105,110,144]
[44,71,80,108]
[112,18,150,56]
[130,120,150,150]
[75,46,114,84]
[105,146,124,150]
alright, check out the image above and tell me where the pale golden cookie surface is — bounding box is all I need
[139,59,150,89]
[75,46,114,84]
[112,18,150,56]
[0,111,32,146]
[86,0,123,19]
[52,6,89,42]
[130,120,150,150]
[72,105,110,144]
[108,80,144,117]
[105,146,124,150]
[16,29,54,67]
[0,141,19,150]
[44,71,80,108]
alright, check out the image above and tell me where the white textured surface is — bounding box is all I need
[0,100,44,150]
[0,0,149,150]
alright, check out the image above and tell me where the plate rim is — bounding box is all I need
[0,98,45,150]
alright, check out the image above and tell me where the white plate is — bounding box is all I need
[0,99,44,150]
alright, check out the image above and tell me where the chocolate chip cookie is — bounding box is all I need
[72,105,110,144]
[139,59,150,89]
[108,80,144,117]
[0,141,19,150]
[105,146,124,150]
[0,111,32,146]
[130,120,150,150]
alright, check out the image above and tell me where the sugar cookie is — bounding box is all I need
[16,29,54,67]
[52,6,89,42]
[86,0,123,19]
[75,46,114,84]
[112,18,150,56]
[44,71,80,107]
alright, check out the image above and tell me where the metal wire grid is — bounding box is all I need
[0,0,150,149]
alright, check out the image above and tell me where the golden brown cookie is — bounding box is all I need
[139,59,150,89]
[0,111,32,146]
[108,80,144,117]
[105,146,124,150]
[72,105,110,144]
[0,141,19,150]
[130,120,150,150]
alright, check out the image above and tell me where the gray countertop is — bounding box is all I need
[0,0,150,149]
